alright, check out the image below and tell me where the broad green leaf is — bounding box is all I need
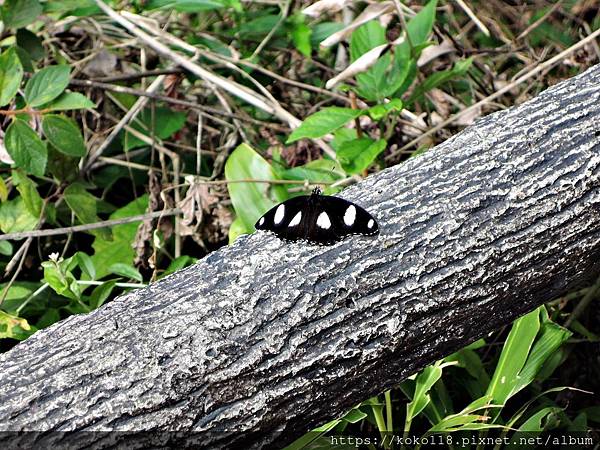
[225,143,288,238]
[0,177,7,202]
[122,107,187,150]
[337,138,387,174]
[486,308,541,406]
[45,92,95,110]
[350,21,411,101]
[1,0,42,28]
[292,22,312,57]
[42,114,86,157]
[406,362,450,423]
[41,259,80,300]
[24,65,70,107]
[368,99,403,120]
[0,240,13,256]
[310,22,344,47]
[89,280,118,309]
[511,319,571,396]
[0,197,38,232]
[36,308,61,329]
[161,255,195,278]
[47,145,79,182]
[12,170,43,217]
[4,119,47,177]
[75,251,96,280]
[238,15,282,40]
[350,20,386,61]
[406,0,438,48]
[280,159,344,185]
[91,195,148,279]
[287,107,363,143]
[0,310,34,340]
[16,28,44,60]
[228,216,248,244]
[0,48,24,107]
[108,263,143,282]
[407,58,473,105]
[63,183,98,225]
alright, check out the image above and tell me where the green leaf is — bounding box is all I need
[0,310,34,340]
[0,197,38,233]
[16,28,44,60]
[287,107,363,143]
[486,308,540,406]
[350,21,411,101]
[225,144,288,238]
[63,183,107,239]
[24,65,71,107]
[406,0,438,48]
[41,258,80,301]
[406,363,445,422]
[4,119,47,177]
[511,319,571,396]
[91,195,148,279]
[368,99,403,120]
[0,48,24,107]
[227,216,248,245]
[122,107,187,151]
[0,177,7,202]
[292,23,312,57]
[161,255,195,278]
[75,251,96,280]
[108,263,143,282]
[0,240,13,256]
[1,0,42,28]
[12,170,43,218]
[407,58,473,105]
[36,308,61,329]
[350,20,386,61]
[42,114,86,157]
[337,138,387,174]
[280,159,343,185]
[89,280,117,309]
[45,92,95,111]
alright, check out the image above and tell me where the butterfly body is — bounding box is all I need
[255,188,379,245]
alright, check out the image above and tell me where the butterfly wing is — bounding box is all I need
[254,195,311,241]
[255,193,379,245]
[318,196,379,240]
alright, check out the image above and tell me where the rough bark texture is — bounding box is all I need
[2,65,600,449]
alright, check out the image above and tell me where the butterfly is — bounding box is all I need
[255,187,379,245]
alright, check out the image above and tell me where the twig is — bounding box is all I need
[385,26,600,161]
[0,209,182,241]
[92,0,299,127]
[517,1,563,40]
[92,69,183,82]
[455,0,490,37]
[84,74,166,170]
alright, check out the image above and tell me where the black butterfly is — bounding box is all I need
[255,187,379,245]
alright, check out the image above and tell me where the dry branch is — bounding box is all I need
[1,65,600,449]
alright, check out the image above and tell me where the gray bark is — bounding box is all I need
[2,65,600,450]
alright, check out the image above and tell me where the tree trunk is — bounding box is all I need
[2,65,600,450]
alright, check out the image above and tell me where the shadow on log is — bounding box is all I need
[2,65,600,449]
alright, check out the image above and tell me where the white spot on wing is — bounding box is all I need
[343,205,356,226]
[367,219,374,229]
[288,211,302,227]
[274,204,285,225]
[316,212,331,229]
[258,217,265,226]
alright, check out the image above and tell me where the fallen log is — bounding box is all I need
[1,64,600,449]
